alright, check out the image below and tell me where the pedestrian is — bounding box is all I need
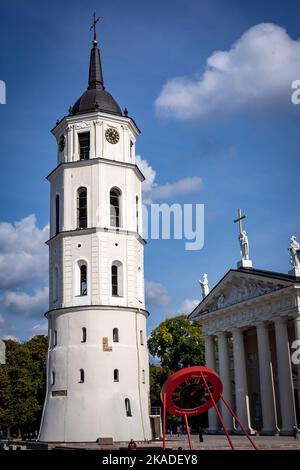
[169,427,173,437]
[177,425,180,437]
[179,424,183,435]
[293,426,298,440]
[198,426,204,443]
[128,438,137,450]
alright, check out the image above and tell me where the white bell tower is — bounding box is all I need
[39,25,151,442]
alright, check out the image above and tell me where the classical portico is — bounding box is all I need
[189,267,300,435]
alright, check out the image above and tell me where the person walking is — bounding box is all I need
[293,426,298,440]
[198,426,204,443]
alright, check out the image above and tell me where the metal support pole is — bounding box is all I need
[184,413,193,450]
[220,395,258,450]
[163,392,167,450]
[199,370,235,450]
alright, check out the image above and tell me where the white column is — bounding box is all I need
[294,316,300,419]
[232,329,253,432]
[256,322,277,435]
[274,317,297,435]
[217,332,234,431]
[205,335,218,433]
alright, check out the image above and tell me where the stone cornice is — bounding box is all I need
[193,285,300,336]
[46,157,145,182]
[45,304,149,319]
[47,226,146,246]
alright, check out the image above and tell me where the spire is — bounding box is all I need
[88,13,104,90]
[70,14,122,117]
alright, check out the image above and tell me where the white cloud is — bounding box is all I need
[145,280,171,307]
[155,23,300,120]
[3,286,49,317]
[178,298,200,314]
[0,314,4,326]
[149,176,203,200]
[1,335,19,342]
[30,322,48,336]
[136,155,203,204]
[0,214,49,290]
[136,155,156,193]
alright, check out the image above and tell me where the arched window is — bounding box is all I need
[114,369,119,382]
[53,267,59,302]
[136,195,139,232]
[140,330,144,346]
[55,195,60,235]
[52,371,56,385]
[110,188,121,227]
[81,327,86,343]
[80,264,87,296]
[142,369,145,384]
[79,369,84,383]
[125,398,132,417]
[111,261,123,297]
[113,328,119,343]
[77,187,87,229]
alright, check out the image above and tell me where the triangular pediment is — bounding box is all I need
[190,268,295,319]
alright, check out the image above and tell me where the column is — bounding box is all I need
[217,332,234,431]
[274,317,297,435]
[232,329,253,432]
[205,335,218,433]
[256,322,277,434]
[294,316,300,418]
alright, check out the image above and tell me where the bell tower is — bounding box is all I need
[39,22,151,442]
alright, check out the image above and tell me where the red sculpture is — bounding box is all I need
[161,366,258,450]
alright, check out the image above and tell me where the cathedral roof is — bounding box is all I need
[70,38,122,117]
[189,267,300,320]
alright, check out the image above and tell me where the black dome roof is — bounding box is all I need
[70,39,122,117]
[72,88,122,116]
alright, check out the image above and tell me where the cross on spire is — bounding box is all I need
[234,208,246,236]
[90,12,100,43]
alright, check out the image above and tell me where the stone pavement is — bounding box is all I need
[137,434,300,450]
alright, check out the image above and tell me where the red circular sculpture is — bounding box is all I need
[161,365,223,417]
[160,366,258,451]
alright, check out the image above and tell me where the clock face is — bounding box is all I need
[161,366,223,417]
[172,378,212,410]
[105,128,120,144]
[59,135,65,152]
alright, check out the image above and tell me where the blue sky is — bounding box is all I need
[0,0,300,340]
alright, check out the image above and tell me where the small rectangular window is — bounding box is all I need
[78,132,90,160]
[130,140,134,159]
[52,371,56,385]
[114,369,119,382]
[81,327,87,343]
[54,330,57,347]
[142,369,145,384]
[140,330,144,346]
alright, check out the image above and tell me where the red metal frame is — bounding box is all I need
[161,366,258,451]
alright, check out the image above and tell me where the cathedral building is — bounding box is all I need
[39,25,152,442]
[190,217,300,436]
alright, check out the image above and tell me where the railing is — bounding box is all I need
[150,407,161,416]
[79,147,90,160]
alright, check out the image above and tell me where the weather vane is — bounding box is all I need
[90,12,100,42]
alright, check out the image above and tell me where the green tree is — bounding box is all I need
[148,315,205,373]
[0,335,48,438]
[148,316,207,431]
